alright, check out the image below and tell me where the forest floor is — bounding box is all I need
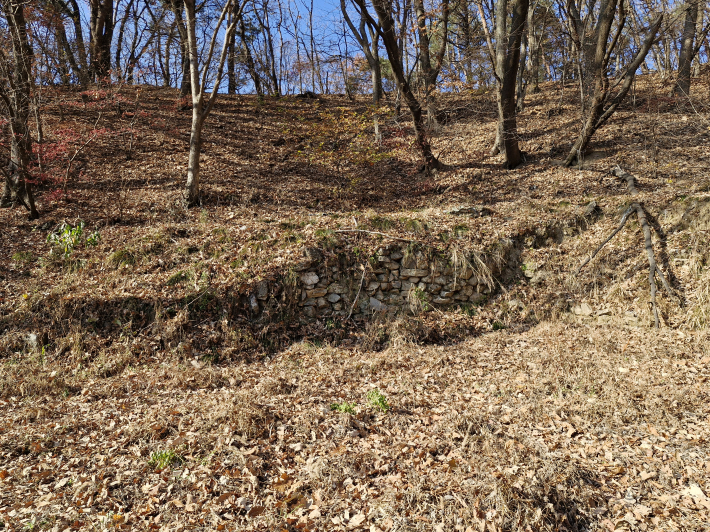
[2,75,710,531]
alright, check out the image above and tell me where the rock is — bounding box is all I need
[583,200,603,218]
[409,277,420,284]
[401,268,429,278]
[386,261,400,270]
[25,333,39,350]
[256,280,269,300]
[307,288,327,298]
[369,297,387,311]
[327,293,341,303]
[454,292,469,301]
[301,271,319,285]
[508,299,524,310]
[530,271,550,285]
[446,205,493,217]
[333,303,343,310]
[573,303,593,316]
[459,268,473,280]
[249,293,259,313]
[327,283,346,294]
[433,297,452,305]
[303,306,316,318]
[316,298,328,308]
[367,281,380,291]
[391,281,401,289]
[390,251,403,260]
[300,298,317,307]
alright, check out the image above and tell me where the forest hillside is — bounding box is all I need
[2,77,710,531]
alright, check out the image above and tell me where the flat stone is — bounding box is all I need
[391,281,401,289]
[327,283,346,294]
[409,277,420,284]
[386,262,400,269]
[433,297,452,305]
[333,303,343,310]
[367,282,380,291]
[400,268,429,278]
[316,297,329,308]
[459,268,473,280]
[327,293,341,303]
[300,298,317,307]
[369,297,387,311]
[301,272,319,285]
[307,288,327,298]
[573,302,593,316]
[390,252,403,260]
[303,306,316,317]
[256,280,269,300]
[454,292,469,301]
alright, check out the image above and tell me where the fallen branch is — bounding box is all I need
[347,265,366,320]
[577,165,678,328]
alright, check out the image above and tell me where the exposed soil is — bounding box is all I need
[1,76,710,531]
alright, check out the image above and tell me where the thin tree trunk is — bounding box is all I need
[674,0,700,96]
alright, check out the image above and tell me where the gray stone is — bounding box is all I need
[301,271,319,285]
[446,205,492,217]
[303,306,316,318]
[377,274,387,282]
[441,290,455,298]
[307,288,328,298]
[249,293,260,313]
[380,282,391,291]
[434,276,447,285]
[369,297,387,311]
[390,252,403,260]
[417,282,426,290]
[256,280,269,300]
[428,284,442,294]
[327,293,341,303]
[400,268,429,278]
[333,303,343,311]
[327,283,346,294]
[401,282,413,292]
[316,298,329,308]
[433,297,452,305]
[386,262,400,270]
[454,292,469,301]
[367,281,380,292]
[391,281,401,289]
[409,277,420,284]
[300,298,317,307]
[470,293,486,304]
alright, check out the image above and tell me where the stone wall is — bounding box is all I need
[245,243,516,322]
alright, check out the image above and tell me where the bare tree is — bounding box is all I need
[562,11,663,166]
[341,0,384,103]
[89,0,114,80]
[360,0,443,171]
[414,0,450,128]
[478,0,529,168]
[673,0,710,96]
[183,0,246,206]
[0,0,39,219]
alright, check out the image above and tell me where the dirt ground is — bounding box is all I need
[2,76,710,531]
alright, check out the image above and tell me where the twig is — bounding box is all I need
[334,229,418,242]
[347,265,366,320]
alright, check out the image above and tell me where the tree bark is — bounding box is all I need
[341,0,383,103]
[364,0,442,170]
[492,0,529,168]
[673,0,708,96]
[0,0,39,218]
[89,0,114,81]
[563,14,662,166]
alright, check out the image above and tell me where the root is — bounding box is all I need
[576,165,679,328]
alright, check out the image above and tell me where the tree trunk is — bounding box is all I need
[89,0,114,81]
[240,16,263,97]
[369,0,441,170]
[492,0,529,168]
[0,0,39,218]
[185,109,204,206]
[674,0,700,96]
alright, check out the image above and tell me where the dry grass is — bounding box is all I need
[1,323,709,531]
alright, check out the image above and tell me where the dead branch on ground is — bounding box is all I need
[576,165,679,328]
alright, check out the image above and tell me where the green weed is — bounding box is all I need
[148,449,182,470]
[367,388,389,412]
[330,402,357,414]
